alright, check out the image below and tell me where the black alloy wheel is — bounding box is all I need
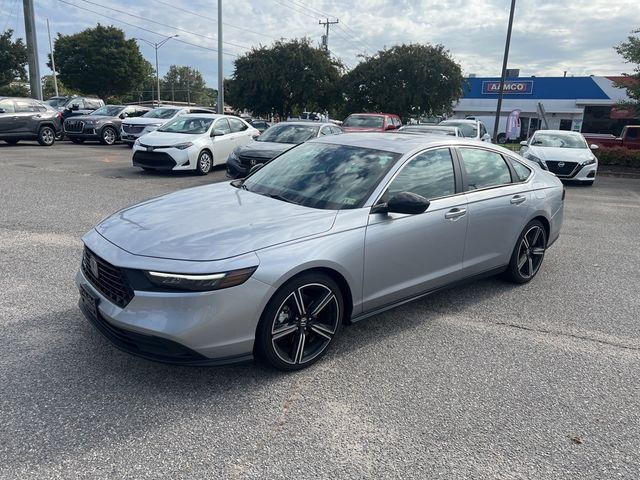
[503,220,547,283]
[38,126,56,146]
[257,273,343,370]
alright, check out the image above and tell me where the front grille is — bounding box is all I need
[123,124,145,134]
[238,155,268,166]
[132,151,177,169]
[81,248,134,308]
[546,160,579,177]
[65,120,84,133]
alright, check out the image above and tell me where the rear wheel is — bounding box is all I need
[99,126,117,145]
[4,139,19,145]
[195,150,212,175]
[502,220,547,284]
[256,272,344,371]
[69,137,84,144]
[37,126,56,146]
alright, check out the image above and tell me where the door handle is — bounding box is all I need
[445,207,467,220]
[510,195,526,205]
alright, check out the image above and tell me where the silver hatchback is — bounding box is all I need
[77,134,564,370]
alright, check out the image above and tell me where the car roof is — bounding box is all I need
[347,112,398,117]
[440,119,478,124]
[180,113,236,119]
[532,129,582,136]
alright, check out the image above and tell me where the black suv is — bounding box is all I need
[45,96,105,120]
[64,104,152,145]
[0,97,63,146]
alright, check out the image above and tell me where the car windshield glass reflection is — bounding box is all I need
[257,124,319,144]
[242,143,400,210]
[157,117,214,134]
[143,108,179,119]
[440,122,477,138]
[91,106,124,117]
[531,133,587,149]
[343,115,384,128]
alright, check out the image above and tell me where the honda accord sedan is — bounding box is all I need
[77,134,564,370]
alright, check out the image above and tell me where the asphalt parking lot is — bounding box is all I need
[1,140,639,479]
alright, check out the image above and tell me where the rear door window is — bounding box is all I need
[228,117,248,132]
[214,118,231,134]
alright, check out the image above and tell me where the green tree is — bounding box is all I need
[160,65,209,105]
[41,75,80,99]
[49,24,148,101]
[225,39,343,117]
[341,44,464,120]
[615,29,640,108]
[0,29,28,95]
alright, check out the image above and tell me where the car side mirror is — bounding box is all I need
[119,112,128,119]
[211,129,225,137]
[590,144,599,150]
[371,192,430,215]
[0,108,5,114]
[482,133,492,142]
[71,104,79,111]
[385,124,396,131]
[520,140,528,146]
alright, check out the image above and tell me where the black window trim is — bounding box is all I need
[453,145,522,193]
[505,155,533,183]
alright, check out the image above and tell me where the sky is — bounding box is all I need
[3,0,638,91]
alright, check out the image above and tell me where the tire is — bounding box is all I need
[497,133,507,144]
[37,126,56,146]
[256,272,344,371]
[502,220,547,284]
[99,126,117,145]
[4,139,19,145]
[195,150,213,175]
[69,137,85,144]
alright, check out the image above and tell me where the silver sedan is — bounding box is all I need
[77,134,564,370]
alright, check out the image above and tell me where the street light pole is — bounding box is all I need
[217,0,224,114]
[137,35,178,107]
[492,0,517,143]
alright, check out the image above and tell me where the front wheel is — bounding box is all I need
[195,150,212,175]
[37,126,56,146]
[502,220,547,284]
[99,126,117,145]
[256,273,344,371]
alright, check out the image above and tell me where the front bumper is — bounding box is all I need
[226,157,248,178]
[75,230,273,365]
[132,147,192,171]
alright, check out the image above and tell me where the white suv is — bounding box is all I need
[438,119,492,142]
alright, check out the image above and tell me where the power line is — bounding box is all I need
[150,0,276,42]
[75,0,252,52]
[285,0,337,21]
[57,0,237,56]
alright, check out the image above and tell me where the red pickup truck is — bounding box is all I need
[582,125,640,150]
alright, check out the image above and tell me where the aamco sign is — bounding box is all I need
[482,80,533,94]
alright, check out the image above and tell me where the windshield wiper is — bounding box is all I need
[266,193,296,204]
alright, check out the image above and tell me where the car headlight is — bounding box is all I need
[173,142,194,150]
[145,267,257,291]
[524,153,548,170]
[582,157,596,166]
[84,120,95,126]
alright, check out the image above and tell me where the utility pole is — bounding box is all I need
[23,0,42,99]
[319,18,338,53]
[217,0,224,114]
[137,35,178,107]
[46,19,58,96]
[492,0,516,143]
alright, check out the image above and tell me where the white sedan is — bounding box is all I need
[520,130,598,185]
[132,114,259,175]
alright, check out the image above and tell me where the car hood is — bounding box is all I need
[123,117,170,127]
[528,146,594,162]
[69,115,116,122]
[342,127,384,132]
[235,140,294,159]
[95,182,338,261]
[137,131,200,146]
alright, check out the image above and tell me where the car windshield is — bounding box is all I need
[343,115,384,128]
[531,133,587,149]
[91,106,124,117]
[143,108,179,119]
[241,142,400,210]
[440,121,477,138]
[257,124,319,143]
[45,97,69,108]
[157,117,214,134]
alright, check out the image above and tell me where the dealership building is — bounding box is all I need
[451,75,635,141]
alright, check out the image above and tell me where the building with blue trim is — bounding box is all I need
[451,76,634,140]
